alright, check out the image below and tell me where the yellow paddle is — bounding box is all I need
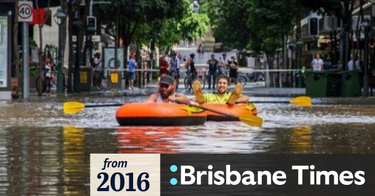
[184,102,263,127]
[63,101,123,114]
[237,96,312,107]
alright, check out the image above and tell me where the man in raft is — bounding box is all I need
[145,75,190,103]
[192,75,249,105]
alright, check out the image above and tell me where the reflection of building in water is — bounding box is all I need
[0,126,9,195]
[116,127,182,154]
[3,127,62,195]
[290,126,312,152]
[63,126,86,195]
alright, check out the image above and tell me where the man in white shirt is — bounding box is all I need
[218,53,230,75]
[311,53,323,71]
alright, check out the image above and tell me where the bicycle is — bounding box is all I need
[197,68,206,89]
[184,70,204,91]
[169,69,180,89]
[221,70,247,86]
[237,71,265,87]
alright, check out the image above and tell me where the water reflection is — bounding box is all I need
[116,127,183,153]
[63,126,86,195]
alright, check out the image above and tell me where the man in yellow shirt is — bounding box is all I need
[192,75,248,105]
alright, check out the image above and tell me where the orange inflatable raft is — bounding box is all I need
[202,103,258,121]
[116,103,206,126]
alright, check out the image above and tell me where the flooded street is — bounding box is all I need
[0,95,375,195]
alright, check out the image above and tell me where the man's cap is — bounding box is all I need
[223,53,227,56]
[160,75,175,85]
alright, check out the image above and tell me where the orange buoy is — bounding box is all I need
[201,103,257,121]
[116,103,206,126]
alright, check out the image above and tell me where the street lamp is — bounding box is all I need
[276,48,282,87]
[53,8,66,94]
[73,17,83,93]
[361,18,370,97]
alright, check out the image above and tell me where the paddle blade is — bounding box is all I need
[239,115,263,127]
[290,96,312,107]
[63,102,85,114]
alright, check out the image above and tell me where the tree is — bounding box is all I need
[178,8,209,44]
[34,0,53,96]
[95,0,187,63]
[13,0,20,98]
[210,0,255,49]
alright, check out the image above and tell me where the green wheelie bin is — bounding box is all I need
[340,70,361,97]
[305,70,341,97]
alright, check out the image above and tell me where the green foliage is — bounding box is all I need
[248,0,297,54]
[29,39,38,47]
[179,8,210,42]
[95,0,187,44]
[211,0,296,54]
[95,0,209,51]
[45,44,57,49]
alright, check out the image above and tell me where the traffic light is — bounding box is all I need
[309,17,319,36]
[87,16,96,35]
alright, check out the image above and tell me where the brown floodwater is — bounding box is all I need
[0,96,374,195]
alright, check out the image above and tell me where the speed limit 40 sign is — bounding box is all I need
[18,1,33,22]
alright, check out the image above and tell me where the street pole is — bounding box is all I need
[57,24,63,93]
[363,23,369,97]
[22,21,29,99]
[73,18,82,93]
[54,9,66,94]
[283,35,287,88]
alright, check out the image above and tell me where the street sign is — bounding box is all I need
[18,1,33,22]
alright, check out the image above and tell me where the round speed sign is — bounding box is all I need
[18,1,33,22]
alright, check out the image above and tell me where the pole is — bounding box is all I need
[74,26,80,93]
[22,22,29,99]
[283,35,287,88]
[57,24,63,94]
[339,19,347,71]
[363,26,369,97]
[87,0,93,67]
[90,0,93,16]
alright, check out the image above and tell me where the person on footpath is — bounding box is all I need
[311,53,323,71]
[323,55,332,70]
[128,55,137,90]
[218,53,230,75]
[229,56,239,84]
[92,52,103,89]
[159,52,169,77]
[145,75,190,103]
[206,54,219,89]
[192,75,249,105]
[347,55,362,72]
[169,52,181,90]
[184,53,197,89]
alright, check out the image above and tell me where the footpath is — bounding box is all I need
[25,84,305,99]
